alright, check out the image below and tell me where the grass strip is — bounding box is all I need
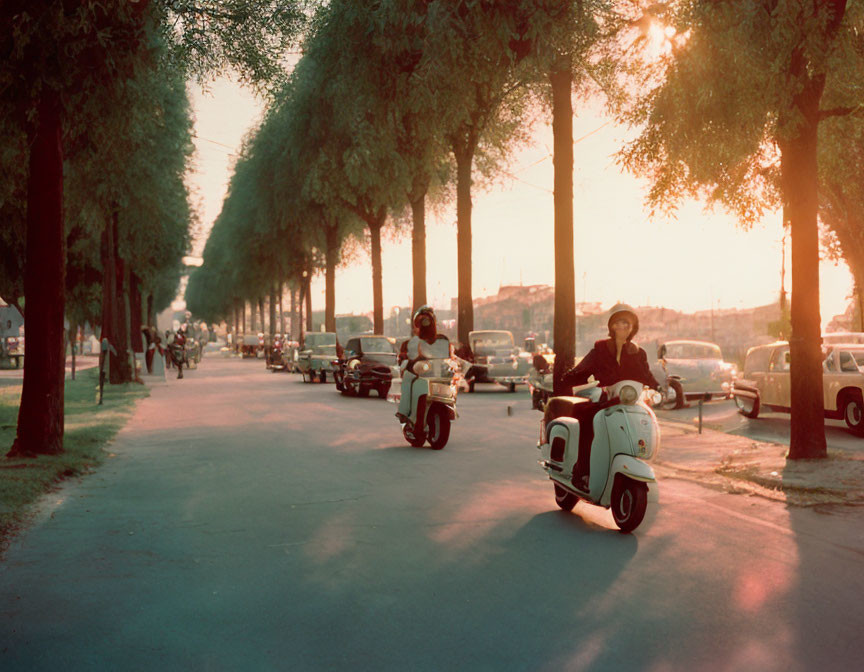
[0,368,148,552]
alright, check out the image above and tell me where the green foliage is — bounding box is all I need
[615,0,863,224]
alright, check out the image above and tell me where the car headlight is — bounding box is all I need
[620,384,638,405]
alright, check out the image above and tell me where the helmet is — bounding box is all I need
[412,304,435,330]
[607,303,639,340]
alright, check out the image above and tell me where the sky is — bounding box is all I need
[186,78,854,328]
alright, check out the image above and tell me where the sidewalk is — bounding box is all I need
[656,419,864,506]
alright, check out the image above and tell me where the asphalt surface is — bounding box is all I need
[1,357,863,671]
[654,398,864,453]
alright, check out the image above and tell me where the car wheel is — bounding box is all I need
[843,393,864,436]
[427,406,450,450]
[610,477,648,533]
[508,382,516,393]
[735,392,760,419]
[553,483,578,512]
[378,383,391,398]
[662,379,685,410]
[319,371,326,383]
[358,386,370,397]
[468,380,475,393]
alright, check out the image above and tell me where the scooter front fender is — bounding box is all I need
[600,454,658,507]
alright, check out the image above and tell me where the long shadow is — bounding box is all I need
[783,464,864,668]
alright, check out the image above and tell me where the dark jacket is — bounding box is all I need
[562,339,660,390]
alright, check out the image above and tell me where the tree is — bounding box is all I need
[0,0,307,456]
[616,0,862,459]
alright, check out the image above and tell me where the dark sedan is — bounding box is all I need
[333,335,397,398]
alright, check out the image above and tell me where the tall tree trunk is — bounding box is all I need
[454,143,475,346]
[249,299,256,332]
[304,271,313,333]
[100,212,132,385]
[780,72,827,460]
[410,191,427,311]
[146,292,154,328]
[290,285,297,339]
[10,93,65,457]
[269,285,277,341]
[242,300,247,335]
[258,297,265,333]
[122,263,135,380]
[367,213,385,334]
[325,227,339,333]
[279,282,285,335]
[69,321,77,381]
[130,273,143,353]
[550,58,576,396]
[113,249,132,384]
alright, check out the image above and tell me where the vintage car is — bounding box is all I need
[649,339,737,410]
[296,332,340,383]
[333,335,397,398]
[464,330,531,392]
[239,332,265,358]
[822,331,864,345]
[1,336,24,368]
[731,341,864,435]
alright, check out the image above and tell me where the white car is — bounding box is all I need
[731,341,864,435]
[650,340,737,410]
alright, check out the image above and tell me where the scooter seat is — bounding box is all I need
[544,395,590,423]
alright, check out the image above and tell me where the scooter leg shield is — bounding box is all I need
[543,418,580,468]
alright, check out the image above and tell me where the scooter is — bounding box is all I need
[388,358,459,450]
[537,379,661,533]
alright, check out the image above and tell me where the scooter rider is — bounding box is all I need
[545,304,660,490]
[396,305,451,423]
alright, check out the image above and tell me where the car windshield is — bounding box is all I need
[306,333,337,347]
[839,349,864,370]
[471,333,513,355]
[665,343,722,360]
[361,337,394,354]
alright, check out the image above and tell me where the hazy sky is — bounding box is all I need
[187,78,853,327]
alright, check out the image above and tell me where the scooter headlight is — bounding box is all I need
[620,384,639,405]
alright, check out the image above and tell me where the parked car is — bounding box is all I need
[464,330,531,392]
[649,339,737,410]
[333,335,396,398]
[296,332,340,383]
[1,336,24,368]
[240,332,265,358]
[731,341,864,435]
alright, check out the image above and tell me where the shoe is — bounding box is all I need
[395,412,408,423]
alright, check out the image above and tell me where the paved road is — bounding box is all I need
[655,398,864,453]
[1,357,863,671]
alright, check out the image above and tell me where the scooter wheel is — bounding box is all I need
[611,477,648,533]
[427,406,450,450]
[553,483,578,512]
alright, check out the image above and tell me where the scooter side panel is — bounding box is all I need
[541,418,579,468]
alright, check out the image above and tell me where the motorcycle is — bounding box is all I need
[537,379,661,533]
[388,357,459,450]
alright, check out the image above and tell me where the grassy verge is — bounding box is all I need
[0,368,148,551]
